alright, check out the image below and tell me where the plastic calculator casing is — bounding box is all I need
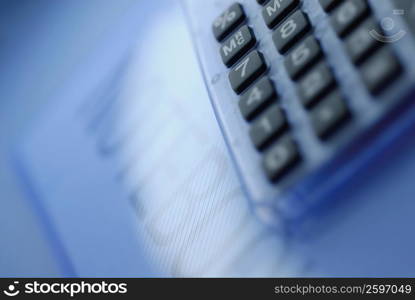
[182,0,415,232]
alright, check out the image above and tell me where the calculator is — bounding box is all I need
[183,0,415,230]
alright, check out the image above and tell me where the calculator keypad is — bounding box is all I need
[319,0,342,12]
[344,18,382,64]
[272,10,310,53]
[213,3,246,42]
[212,0,404,185]
[221,25,256,67]
[331,0,369,37]
[239,76,277,121]
[262,0,299,29]
[249,104,288,150]
[360,49,402,95]
[262,136,300,181]
[310,92,350,139]
[285,35,322,80]
[298,62,335,108]
[229,50,267,94]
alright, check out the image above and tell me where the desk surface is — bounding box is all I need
[4,0,302,277]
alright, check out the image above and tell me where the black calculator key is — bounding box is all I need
[273,10,311,54]
[331,0,369,37]
[310,91,350,139]
[319,0,342,12]
[285,35,322,80]
[399,1,415,36]
[229,50,267,94]
[298,62,335,107]
[213,3,246,42]
[262,0,299,29]
[249,104,287,150]
[220,25,256,67]
[360,49,402,95]
[345,18,382,64]
[239,76,277,121]
[262,136,300,181]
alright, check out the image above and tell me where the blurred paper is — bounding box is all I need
[15,1,304,277]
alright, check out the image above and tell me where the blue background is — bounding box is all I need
[1,0,414,277]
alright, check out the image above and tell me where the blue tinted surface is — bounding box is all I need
[183,0,415,228]
[4,0,415,277]
[0,0,140,277]
[297,94,415,276]
[13,1,304,277]
[184,0,415,276]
